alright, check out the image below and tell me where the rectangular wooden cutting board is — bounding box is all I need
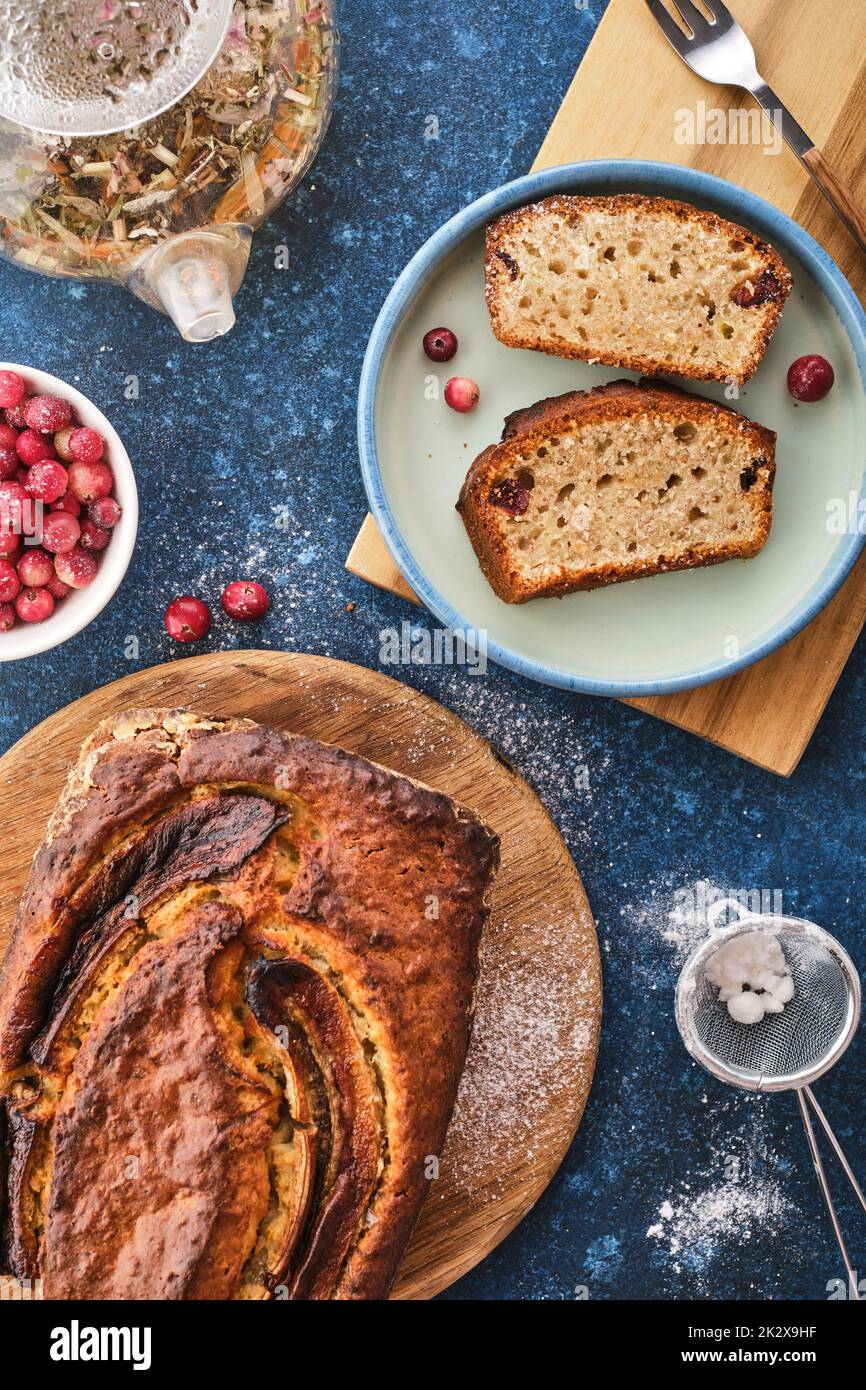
[346,0,866,776]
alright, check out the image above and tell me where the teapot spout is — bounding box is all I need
[128,226,252,342]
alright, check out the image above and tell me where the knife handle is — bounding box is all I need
[800,146,866,256]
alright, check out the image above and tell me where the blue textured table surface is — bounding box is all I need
[2,0,864,1302]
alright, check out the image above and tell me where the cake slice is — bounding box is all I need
[486,194,792,384]
[456,380,776,603]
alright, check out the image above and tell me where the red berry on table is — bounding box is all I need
[15,586,54,623]
[444,376,480,412]
[67,427,104,465]
[68,460,113,503]
[41,511,81,554]
[0,601,14,631]
[24,394,72,433]
[165,595,211,643]
[54,546,97,589]
[423,327,459,362]
[0,558,19,602]
[25,460,68,504]
[787,354,835,402]
[46,573,70,599]
[0,371,24,409]
[89,496,121,528]
[17,548,54,587]
[51,492,81,517]
[0,446,17,482]
[15,429,56,466]
[79,518,111,552]
[221,580,269,621]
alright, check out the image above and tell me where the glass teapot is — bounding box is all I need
[0,0,338,340]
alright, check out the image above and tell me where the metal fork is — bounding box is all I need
[644,0,866,254]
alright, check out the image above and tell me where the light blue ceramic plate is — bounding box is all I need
[358,161,866,696]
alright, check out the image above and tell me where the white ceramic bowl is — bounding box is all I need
[0,364,138,661]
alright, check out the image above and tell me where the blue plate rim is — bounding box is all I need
[358,159,866,698]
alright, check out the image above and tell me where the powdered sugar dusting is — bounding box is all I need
[439,908,599,1199]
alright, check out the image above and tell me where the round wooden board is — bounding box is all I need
[0,650,601,1300]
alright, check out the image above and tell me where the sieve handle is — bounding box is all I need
[796,1089,862,1300]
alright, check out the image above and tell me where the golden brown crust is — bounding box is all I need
[457,379,776,603]
[0,709,499,1300]
[485,194,793,384]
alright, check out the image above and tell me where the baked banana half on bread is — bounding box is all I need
[0,709,499,1300]
[457,380,776,603]
[486,194,792,384]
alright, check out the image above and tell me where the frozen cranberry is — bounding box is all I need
[67,426,104,464]
[41,511,81,554]
[54,427,74,462]
[25,460,68,504]
[423,327,459,363]
[0,422,19,450]
[89,495,121,528]
[24,395,72,433]
[0,531,21,558]
[488,479,530,515]
[80,518,111,551]
[0,446,18,481]
[0,371,24,409]
[15,429,56,466]
[54,546,97,589]
[46,573,70,599]
[0,602,14,631]
[0,557,19,602]
[444,377,480,412]
[0,479,27,534]
[787,354,835,403]
[15,586,54,623]
[221,580,269,621]
[4,399,29,429]
[68,460,113,503]
[165,596,211,643]
[17,547,54,586]
[51,492,81,517]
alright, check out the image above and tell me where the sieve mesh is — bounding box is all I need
[0,0,233,136]
[677,919,859,1091]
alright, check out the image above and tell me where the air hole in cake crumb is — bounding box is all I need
[691,466,707,479]
[670,259,681,278]
[603,246,616,261]
[665,473,683,489]
[627,541,637,552]
[719,322,734,339]
[689,505,707,521]
[647,270,660,283]
[729,238,746,252]
[596,473,614,489]
[556,516,566,528]
[731,260,748,272]
[577,269,588,280]
[673,423,697,442]
[556,483,575,504]
[536,447,548,459]
[519,295,532,308]
[548,258,566,274]
[627,239,643,256]
[522,240,540,257]
[516,469,535,491]
[636,489,648,502]
[577,325,588,342]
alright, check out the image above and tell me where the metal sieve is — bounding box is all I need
[676,899,865,1298]
[0,0,233,137]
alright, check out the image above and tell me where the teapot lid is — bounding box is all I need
[0,0,233,136]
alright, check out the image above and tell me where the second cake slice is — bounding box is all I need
[457,380,776,603]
